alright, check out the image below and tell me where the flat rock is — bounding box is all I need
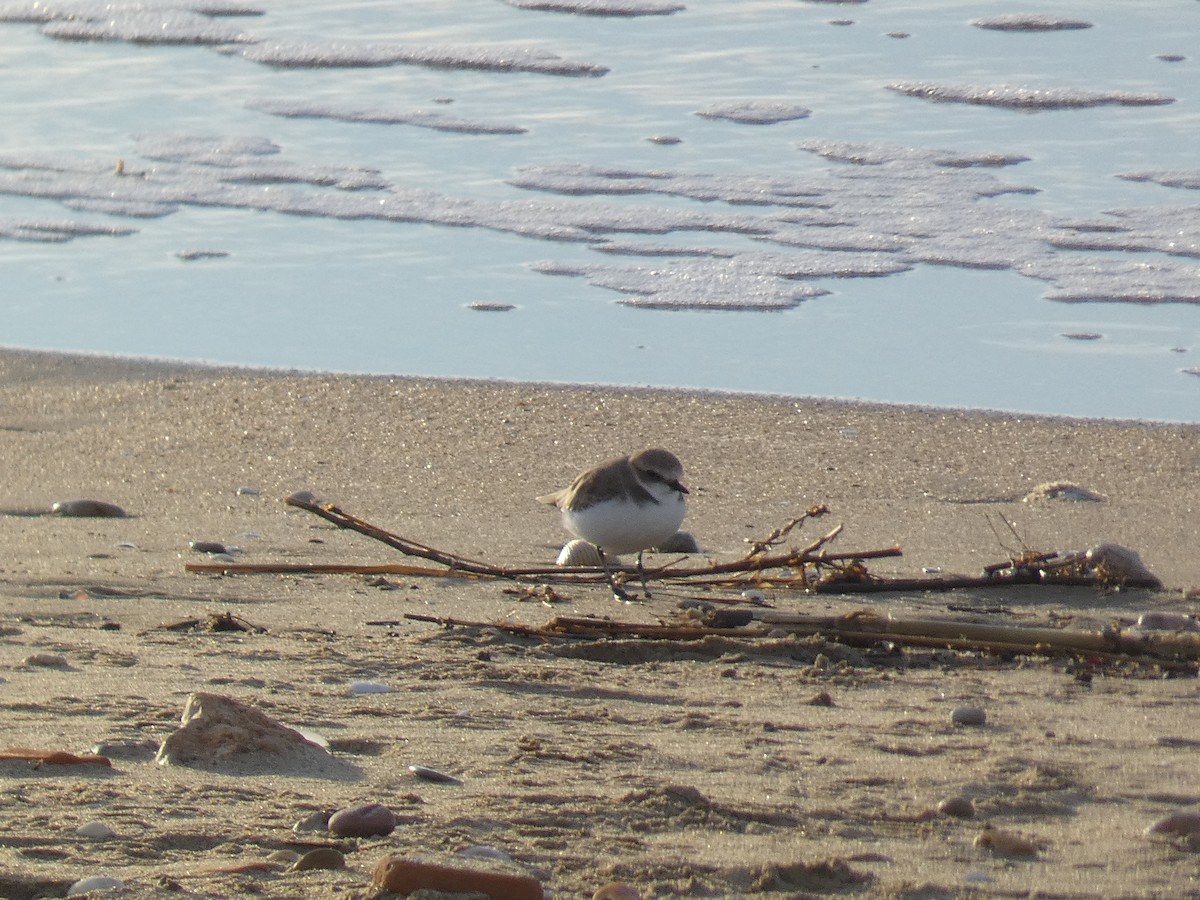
[155,692,358,778]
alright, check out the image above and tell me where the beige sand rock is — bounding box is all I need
[156,692,357,779]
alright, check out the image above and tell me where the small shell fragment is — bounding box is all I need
[974,823,1041,858]
[409,764,463,785]
[292,810,331,833]
[457,845,514,863]
[68,876,124,897]
[1022,481,1105,503]
[348,681,391,695]
[75,821,117,839]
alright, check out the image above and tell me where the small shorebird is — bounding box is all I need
[539,448,689,600]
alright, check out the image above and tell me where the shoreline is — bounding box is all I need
[3,344,1195,429]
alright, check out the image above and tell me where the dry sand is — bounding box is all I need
[1,347,1199,899]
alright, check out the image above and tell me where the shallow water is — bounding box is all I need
[2,1,1199,421]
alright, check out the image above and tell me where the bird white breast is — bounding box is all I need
[559,482,686,556]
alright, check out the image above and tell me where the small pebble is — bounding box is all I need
[937,796,975,819]
[267,849,301,864]
[594,884,643,900]
[291,847,347,871]
[328,802,396,837]
[973,823,1040,858]
[75,821,117,839]
[190,541,229,554]
[1137,612,1199,632]
[655,530,700,553]
[292,810,332,833]
[1145,810,1200,839]
[286,490,318,505]
[348,681,391,695]
[24,653,70,669]
[741,589,767,603]
[68,876,125,896]
[236,486,261,496]
[647,134,682,144]
[52,499,127,518]
[951,706,987,727]
[409,764,463,785]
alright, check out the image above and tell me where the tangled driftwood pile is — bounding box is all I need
[184,494,1196,672]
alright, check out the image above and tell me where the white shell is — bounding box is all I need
[555,539,604,567]
[75,821,117,839]
[68,876,125,896]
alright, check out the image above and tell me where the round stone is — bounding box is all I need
[327,802,396,837]
[291,847,346,871]
[951,706,987,727]
[937,796,975,818]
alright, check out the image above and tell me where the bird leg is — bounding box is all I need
[597,548,636,602]
[636,550,653,599]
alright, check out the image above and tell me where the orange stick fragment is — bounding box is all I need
[372,856,543,899]
[0,748,112,767]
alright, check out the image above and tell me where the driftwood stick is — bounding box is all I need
[400,610,1198,668]
[285,497,503,576]
[185,562,475,577]
[749,610,1200,661]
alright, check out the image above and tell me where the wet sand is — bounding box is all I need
[1,347,1198,898]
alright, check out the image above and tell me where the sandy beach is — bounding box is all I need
[1,347,1199,899]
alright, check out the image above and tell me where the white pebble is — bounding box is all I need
[458,845,514,863]
[75,821,117,839]
[348,681,391,695]
[68,876,124,896]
